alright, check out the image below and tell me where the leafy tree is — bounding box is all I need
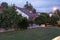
[0,5,30,30]
[35,13,50,25]
[24,1,33,11]
[27,3,33,11]
[18,18,29,29]
[24,1,29,9]
[0,6,23,29]
[32,8,36,13]
[49,14,60,26]
[54,9,60,16]
[1,2,8,8]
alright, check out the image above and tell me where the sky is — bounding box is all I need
[0,0,60,12]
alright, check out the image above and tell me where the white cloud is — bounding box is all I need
[0,0,60,12]
[30,0,46,8]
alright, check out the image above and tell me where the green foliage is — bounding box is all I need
[24,1,33,11]
[49,14,60,25]
[54,9,60,16]
[24,1,36,13]
[35,13,49,25]
[29,19,34,24]
[18,18,29,29]
[1,2,8,8]
[35,12,60,26]
[0,6,23,29]
[0,5,29,30]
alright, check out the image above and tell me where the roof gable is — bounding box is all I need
[16,6,38,19]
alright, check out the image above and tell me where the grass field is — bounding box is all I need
[0,27,60,40]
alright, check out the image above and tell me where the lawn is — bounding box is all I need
[0,27,60,40]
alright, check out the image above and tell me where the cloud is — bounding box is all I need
[31,0,45,6]
[0,0,60,12]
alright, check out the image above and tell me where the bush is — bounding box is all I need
[18,18,29,29]
[0,6,23,30]
[49,14,60,26]
[35,13,49,25]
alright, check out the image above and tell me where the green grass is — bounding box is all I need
[0,27,60,40]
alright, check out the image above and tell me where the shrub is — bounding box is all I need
[18,18,29,29]
[49,14,60,26]
[35,13,49,25]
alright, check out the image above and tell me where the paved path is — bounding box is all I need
[0,28,14,32]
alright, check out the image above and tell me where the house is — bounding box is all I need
[16,6,38,20]
[0,5,39,19]
[0,5,39,20]
[15,1,39,20]
[16,7,29,19]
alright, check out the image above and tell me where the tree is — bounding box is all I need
[24,1,29,9]
[1,2,8,8]
[18,18,29,29]
[49,14,60,26]
[24,1,34,11]
[0,6,23,29]
[32,8,36,13]
[0,5,30,30]
[54,9,60,16]
[35,13,50,25]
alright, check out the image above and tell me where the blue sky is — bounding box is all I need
[0,0,60,12]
